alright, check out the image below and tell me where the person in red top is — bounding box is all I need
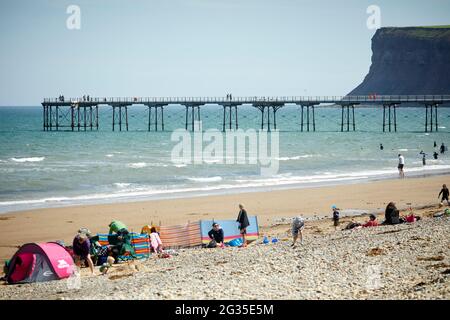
[362,214,379,228]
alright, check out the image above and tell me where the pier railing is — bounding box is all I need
[43,95,450,105]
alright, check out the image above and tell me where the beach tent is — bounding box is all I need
[200,216,259,245]
[6,242,74,284]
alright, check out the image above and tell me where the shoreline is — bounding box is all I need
[0,174,449,263]
[1,166,449,215]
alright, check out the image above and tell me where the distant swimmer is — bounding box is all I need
[434,141,437,148]
[433,152,439,160]
[398,154,405,178]
[380,144,384,150]
[422,153,426,166]
[441,143,446,154]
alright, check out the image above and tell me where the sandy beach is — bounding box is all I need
[0,174,449,264]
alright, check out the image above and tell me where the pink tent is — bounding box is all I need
[6,242,74,284]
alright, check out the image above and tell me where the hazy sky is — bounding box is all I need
[1,0,449,105]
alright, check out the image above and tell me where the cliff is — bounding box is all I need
[349,26,450,95]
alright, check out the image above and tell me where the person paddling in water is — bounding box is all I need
[236,204,250,247]
[398,154,405,178]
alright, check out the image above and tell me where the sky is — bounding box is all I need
[0,0,449,106]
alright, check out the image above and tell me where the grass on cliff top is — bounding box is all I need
[382,26,450,39]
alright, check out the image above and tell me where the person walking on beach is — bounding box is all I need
[73,233,95,275]
[398,154,405,178]
[291,216,305,247]
[438,184,450,206]
[236,204,250,247]
[332,205,340,230]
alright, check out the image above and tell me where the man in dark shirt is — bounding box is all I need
[207,223,224,248]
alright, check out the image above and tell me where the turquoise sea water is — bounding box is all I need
[0,105,449,213]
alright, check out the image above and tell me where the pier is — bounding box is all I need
[42,95,450,132]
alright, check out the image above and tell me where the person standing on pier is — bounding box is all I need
[398,154,405,178]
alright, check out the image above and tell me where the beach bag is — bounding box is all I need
[228,238,243,247]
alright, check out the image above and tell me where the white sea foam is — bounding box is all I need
[10,157,45,163]
[187,176,223,183]
[127,162,147,169]
[106,154,114,158]
[114,183,132,188]
[275,155,315,161]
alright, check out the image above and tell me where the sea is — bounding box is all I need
[0,105,449,214]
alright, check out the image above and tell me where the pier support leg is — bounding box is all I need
[222,106,226,132]
[352,105,355,131]
[301,105,304,132]
[394,104,397,132]
[312,106,315,132]
[96,106,99,130]
[383,105,386,132]
[72,106,75,131]
[341,106,344,132]
[77,107,80,131]
[434,104,438,132]
[306,106,310,132]
[425,105,428,133]
[389,105,391,132]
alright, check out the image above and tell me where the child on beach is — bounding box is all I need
[332,205,340,230]
[291,216,305,247]
[149,227,163,253]
[438,184,449,206]
[362,214,379,228]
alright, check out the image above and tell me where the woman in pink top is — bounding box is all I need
[149,227,163,253]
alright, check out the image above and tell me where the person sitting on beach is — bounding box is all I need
[438,184,450,206]
[403,208,421,223]
[207,223,224,248]
[362,214,379,228]
[332,205,340,230]
[108,220,128,235]
[236,204,250,247]
[73,233,95,275]
[149,227,163,253]
[383,202,401,225]
[291,216,305,247]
